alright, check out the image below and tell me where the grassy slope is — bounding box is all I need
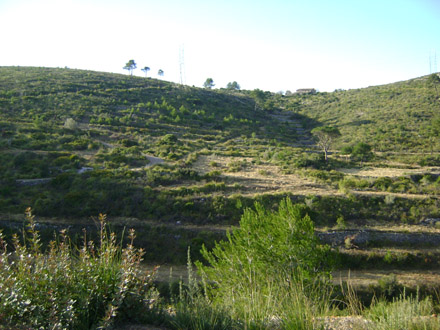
[0,66,294,143]
[1,67,440,271]
[282,74,440,152]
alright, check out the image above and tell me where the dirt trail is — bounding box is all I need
[97,139,165,169]
[334,269,440,288]
[149,263,440,289]
[270,112,315,147]
[340,166,440,178]
[144,155,165,166]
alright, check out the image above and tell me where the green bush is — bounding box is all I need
[160,134,179,145]
[293,153,327,169]
[418,155,440,166]
[366,292,436,330]
[197,198,334,325]
[304,169,345,184]
[373,177,393,191]
[0,209,159,329]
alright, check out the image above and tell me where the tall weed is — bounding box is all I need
[0,208,159,329]
[169,249,237,330]
[366,291,439,330]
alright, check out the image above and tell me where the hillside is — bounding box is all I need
[280,74,440,154]
[0,66,440,272]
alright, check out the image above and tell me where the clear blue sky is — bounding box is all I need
[1,0,439,92]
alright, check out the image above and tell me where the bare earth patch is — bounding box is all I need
[333,269,440,288]
[192,155,342,196]
[339,166,440,178]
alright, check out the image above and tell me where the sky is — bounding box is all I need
[0,0,439,92]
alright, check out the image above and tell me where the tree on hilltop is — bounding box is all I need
[250,88,267,110]
[204,78,215,89]
[226,81,240,90]
[157,69,164,78]
[141,66,150,77]
[123,60,137,76]
[311,126,341,161]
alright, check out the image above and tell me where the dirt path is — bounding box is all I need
[150,263,440,289]
[96,139,165,168]
[334,269,440,288]
[339,166,440,178]
[270,112,315,147]
[145,155,165,166]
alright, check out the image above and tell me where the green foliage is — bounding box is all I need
[378,274,401,298]
[336,215,346,229]
[226,81,240,90]
[160,133,179,145]
[123,59,137,75]
[0,209,159,329]
[169,250,238,330]
[303,169,345,184]
[203,78,215,89]
[292,152,327,169]
[366,292,436,330]
[64,117,78,130]
[351,142,374,165]
[283,74,440,152]
[427,73,440,97]
[194,197,334,326]
[418,154,440,166]
[311,126,341,161]
[197,198,333,303]
[340,145,353,155]
[141,66,150,77]
[226,159,248,172]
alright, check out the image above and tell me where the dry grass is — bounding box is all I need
[191,155,440,203]
[333,269,440,288]
[339,166,440,178]
[191,155,342,196]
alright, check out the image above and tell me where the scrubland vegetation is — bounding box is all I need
[1,66,440,328]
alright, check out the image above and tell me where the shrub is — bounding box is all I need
[378,274,401,298]
[0,209,159,329]
[418,155,440,166]
[339,177,370,190]
[64,117,78,130]
[159,134,178,145]
[374,177,393,191]
[226,159,247,172]
[293,153,327,169]
[366,292,435,330]
[336,215,346,229]
[351,142,374,165]
[197,198,334,325]
[209,161,219,167]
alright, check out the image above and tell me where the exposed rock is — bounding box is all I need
[420,218,440,227]
[317,229,440,247]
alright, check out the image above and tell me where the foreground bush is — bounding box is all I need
[196,198,335,328]
[0,209,159,329]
